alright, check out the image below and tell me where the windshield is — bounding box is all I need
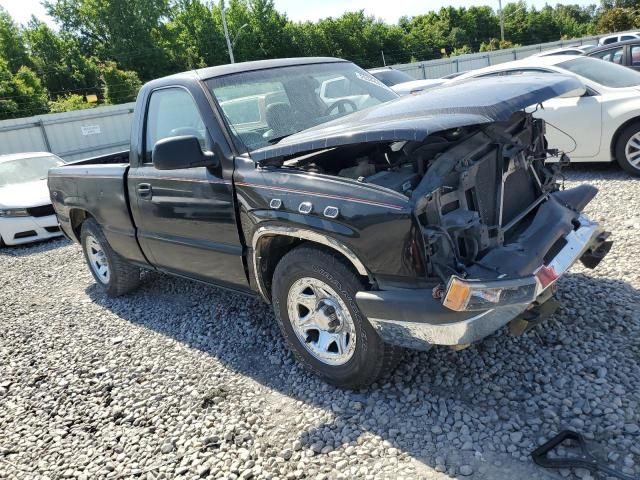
[558,57,640,88]
[0,155,65,188]
[206,62,397,151]
[370,69,416,86]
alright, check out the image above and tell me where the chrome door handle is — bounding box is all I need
[137,183,152,199]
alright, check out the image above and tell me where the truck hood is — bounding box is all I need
[250,74,583,164]
[0,179,51,209]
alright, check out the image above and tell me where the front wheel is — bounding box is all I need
[272,245,402,388]
[80,218,140,297]
[615,122,640,176]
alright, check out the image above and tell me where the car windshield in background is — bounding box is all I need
[559,57,640,88]
[370,69,416,86]
[0,156,64,188]
[206,62,397,151]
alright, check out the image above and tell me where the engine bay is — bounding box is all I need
[283,125,471,197]
[283,112,569,284]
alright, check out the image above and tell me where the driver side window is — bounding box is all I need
[144,88,209,163]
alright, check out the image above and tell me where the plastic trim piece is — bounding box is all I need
[252,225,369,301]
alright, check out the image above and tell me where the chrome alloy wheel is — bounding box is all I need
[625,131,640,169]
[86,235,110,284]
[286,277,357,366]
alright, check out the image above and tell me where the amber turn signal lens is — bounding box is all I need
[442,278,472,311]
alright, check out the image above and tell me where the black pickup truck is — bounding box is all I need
[49,57,612,388]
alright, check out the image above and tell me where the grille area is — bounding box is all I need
[45,226,60,233]
[27,204,55,217]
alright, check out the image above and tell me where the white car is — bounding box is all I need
[599,32,640,46]
[444,55,640,175]
[0,152,66,246]
[368,67,445,95]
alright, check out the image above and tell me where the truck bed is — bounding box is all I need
[65,150,130,166]
[48,159,147,266]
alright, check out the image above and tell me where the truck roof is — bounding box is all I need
[144,57,348,89]
[196,57,348,79]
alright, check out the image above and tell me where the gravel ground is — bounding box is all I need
[1,164,639,480]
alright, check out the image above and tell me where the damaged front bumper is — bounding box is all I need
[441,215,607,312]
[356,210,612,350]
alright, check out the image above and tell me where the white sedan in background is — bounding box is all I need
[0,152,66,246]
[445,55,640,175]
[368,67,447,95]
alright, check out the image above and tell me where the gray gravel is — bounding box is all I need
[1,164,639,480]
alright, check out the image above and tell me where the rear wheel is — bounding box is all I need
[615,122,640,176]
[272,245,403,388]
[80,218,140,297]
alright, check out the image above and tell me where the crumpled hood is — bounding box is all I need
[0,179,51,208]
[251,74,583,163]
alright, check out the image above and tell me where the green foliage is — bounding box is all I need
[0,60,49,119]
[44,0,171,80]
[0,6,31,73]
[450,45,473,57]
[48,93,95,113]
[100,62,142,105]
[597,7,640,33]
[24,18,99,96]
[479,38,521,52]
[163,0,227,70]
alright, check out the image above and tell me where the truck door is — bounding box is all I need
[128,86,248,289]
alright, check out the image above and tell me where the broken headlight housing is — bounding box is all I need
[442,275,539,311]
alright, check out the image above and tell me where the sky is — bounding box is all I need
[1,0,596,27]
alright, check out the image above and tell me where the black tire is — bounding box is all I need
[80,218,140,297]
[272,245,403,389]
[615,122,640,176]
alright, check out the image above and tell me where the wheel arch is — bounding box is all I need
[68,208,94,242]
[610,116,640,160]
[252,226,370,303]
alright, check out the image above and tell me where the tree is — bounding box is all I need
[0,59,49,119]
[597,7,639,33]
[163,0,227,70]
[45,0,171,80]
[49,93,95,112]
[24,18,99,97]
[0,6,30,73]
[100,62,142,104]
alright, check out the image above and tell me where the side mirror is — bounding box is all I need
[152,135,218,170]
[558,85,587,99]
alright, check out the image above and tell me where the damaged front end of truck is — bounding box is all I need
[411,111,610,311]
[249,74,612,350]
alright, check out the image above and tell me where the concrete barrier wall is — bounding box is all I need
[0,103,135,161]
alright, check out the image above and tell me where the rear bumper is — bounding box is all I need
[357,214,611,350]
[0,214,63,246]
